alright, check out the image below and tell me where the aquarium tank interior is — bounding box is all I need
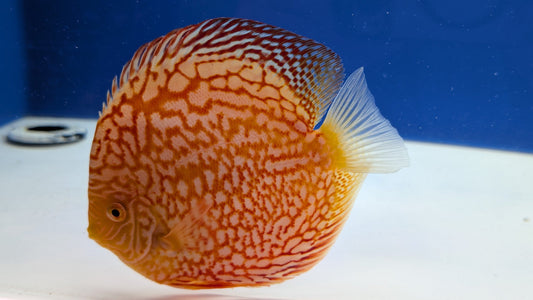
[0,0,532,299]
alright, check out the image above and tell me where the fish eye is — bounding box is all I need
[106,203,126,222]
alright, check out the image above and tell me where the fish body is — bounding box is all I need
[88,18,408,289]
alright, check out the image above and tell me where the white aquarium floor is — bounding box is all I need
[0,117,532,300]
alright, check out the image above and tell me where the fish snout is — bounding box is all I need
[87,225,94,239]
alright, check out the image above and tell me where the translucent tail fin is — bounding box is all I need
[321,67,409,173]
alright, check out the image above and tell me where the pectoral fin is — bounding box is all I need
[161,201,212,251]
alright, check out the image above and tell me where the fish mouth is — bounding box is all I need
[87,210,107,243]
[86,223,108,248]
[87,224,101,241]
[87,226,95,240]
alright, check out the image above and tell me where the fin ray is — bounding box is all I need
[322,67,409,173]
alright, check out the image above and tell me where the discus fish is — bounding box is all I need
[88,17,408,289]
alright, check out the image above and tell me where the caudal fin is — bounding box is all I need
[321,67,409,173]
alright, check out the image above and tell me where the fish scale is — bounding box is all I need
[88,17,408,289]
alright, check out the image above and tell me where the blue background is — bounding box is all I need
[3,0,533,152]
[1,1,25,124]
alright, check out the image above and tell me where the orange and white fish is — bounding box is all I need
[87,17,408,289]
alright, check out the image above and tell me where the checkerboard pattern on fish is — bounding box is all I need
[88,17,408,289]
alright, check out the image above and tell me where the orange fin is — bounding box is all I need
[161,200,211,251]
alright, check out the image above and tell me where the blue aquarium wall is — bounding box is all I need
[1,0,25,124]
[19,0,533,152]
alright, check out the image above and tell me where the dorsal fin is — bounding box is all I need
[104,18,344,128]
